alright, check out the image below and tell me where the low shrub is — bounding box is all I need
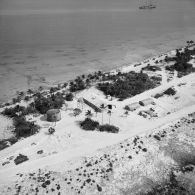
[2,104,37,118]
[98,124,119,133]
[80,118,99,131]
[153,135,161,141]
[154,93,163,99]
[24,96,30,101]
[65,93,74,101]
[163,87,176,96]
[14,117,40,138]
[37,150,43,154]
[154,88,176,99]
[124,105,130,111]
[0,137,18,151]
[0,141,9,151]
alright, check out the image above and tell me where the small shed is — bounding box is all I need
[128,102,141,111]
[46,109,61,122]
[139,98,154,106]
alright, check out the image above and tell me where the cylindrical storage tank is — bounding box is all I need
[46,109,61,122]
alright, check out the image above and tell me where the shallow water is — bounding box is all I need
[0,0,195,102]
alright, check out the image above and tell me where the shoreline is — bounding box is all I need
[1,41,194,106]
[1,29,195,104]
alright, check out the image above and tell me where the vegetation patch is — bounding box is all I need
[0,137,17,151]
[1,105,40,140]
[2,104,37,118]
[98,124,119,133]
[80,118,99,131]
[65,93,74,101]
[163,87,176,96]
[14,154,29,165]
[153,135,161,141]
[14,117,40,138]
[150,76,162,85]
[97,71,155,100]
[80,118,119,133]
[69,77,86,92]
[165,47,195,75]
[124,105,131,111]
[154,87,176,99]
[34,93,64,114]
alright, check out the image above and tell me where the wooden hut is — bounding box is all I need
[46,109,61,122]
[139,98,154,106]
[128,102,141,111]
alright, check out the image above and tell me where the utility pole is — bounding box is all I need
[108,110,111,125]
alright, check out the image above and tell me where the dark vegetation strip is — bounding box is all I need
[165,47,195,77]
[80,118,119,133]
[97,71,156,100]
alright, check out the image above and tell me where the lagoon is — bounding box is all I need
[0,0,195,102]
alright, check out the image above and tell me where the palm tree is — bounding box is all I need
[86,79,90,86]
[27,89,33,95]
[38,86,43,92]
[85,110,93,118]
[107,110,112,124]
[63,82,68,88]
[98,71,102,76]
[104,104,116,124]
[48,127,55,134]
[100,104,105,124]
[124,110,129,117]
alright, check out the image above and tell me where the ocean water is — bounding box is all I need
[0,0,195,102]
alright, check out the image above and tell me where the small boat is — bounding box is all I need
[139,0,156,9]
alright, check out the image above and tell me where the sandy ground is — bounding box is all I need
[0,109,194,194]
[0,115,13,140]
[0,44,195,194]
